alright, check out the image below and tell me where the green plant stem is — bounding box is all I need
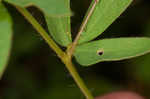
[64,58,94,99]
[15,6,94,99]
[68,0,99,57]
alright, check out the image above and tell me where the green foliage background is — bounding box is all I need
[0,0,150,98]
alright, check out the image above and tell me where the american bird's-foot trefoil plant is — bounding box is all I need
[0,0,150,99]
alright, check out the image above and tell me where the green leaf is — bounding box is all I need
[5,0,72,46]
[45,0,72,46]
[5,0,71,16]
[78,0,132,44]
[0,3,12,78]
[74,38,150,66]
[45,16,72,46]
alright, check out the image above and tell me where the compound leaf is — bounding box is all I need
[78,0,132,44]
[0,3,12,78]
[74,38,150,66]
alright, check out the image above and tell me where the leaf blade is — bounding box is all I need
[0,3,12,78]
[45,0,72,46]
[74,38,150,66]
[5,0,71,16]
[79,0,132,44]
[45,16,72,46]
[5,0,72,46]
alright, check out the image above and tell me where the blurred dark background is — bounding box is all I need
[1,0,150,99]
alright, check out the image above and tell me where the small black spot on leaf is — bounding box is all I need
[98,51,103,55]
[97,49,104,56]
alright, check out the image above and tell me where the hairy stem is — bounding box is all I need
[15,6,94,99]
[68,0,99,57]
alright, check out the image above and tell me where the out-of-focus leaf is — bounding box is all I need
[0,3,12,78]
[131,54,150,83]
[78,0,132,44]
[45,0,72,46]
[132,20,150,83]
[5,0,71,16]
[74,38,150,66]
